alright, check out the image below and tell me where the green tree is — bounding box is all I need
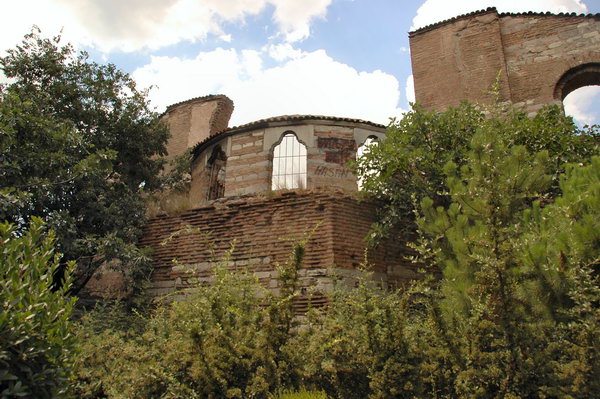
[0,29,171,294]
[416,132,554,397]
[356,102,597,242]
[0,218,76,398]
[413,128,600,397]
[521,157,600,397]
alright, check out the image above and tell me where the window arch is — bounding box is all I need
[554,63,600,101]
[356,136,379,190]
[207,145,226,200]
[272,132,307,190]
[555,63,600,127]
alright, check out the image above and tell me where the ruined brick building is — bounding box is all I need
[410,7,600,114]
[85,7,600,303]
[137,95,415,305]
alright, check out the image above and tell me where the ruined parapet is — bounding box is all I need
[84,100,398,302]
[161,95,234,159]
[140,190,417,302]
[188,115,386,205]
[409,7,600,115]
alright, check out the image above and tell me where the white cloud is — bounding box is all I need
[411,0,588,30]
[133,46,404,126]
[0,1,85,55]
[266,43,305,61]
[563,86,600,126]
[405,74,415,104]
[0,70,13,87]
[1,0,332,54]
[270,0,331,42]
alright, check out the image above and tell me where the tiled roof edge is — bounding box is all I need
[497,10,600,18]
[409,7,498,37]
[409,7,600,37]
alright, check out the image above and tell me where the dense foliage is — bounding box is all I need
[354,102,598,242]
[3,30,598,397]
[0,219,76,398]
[0,30,171,294]
[74,241,307,399]
[73,103,598,398]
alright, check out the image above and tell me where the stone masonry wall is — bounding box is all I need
[139,190,416,306]
[226,130,271,196]
[501,13,600,113]
[310,126,358,191]
[190,121,386,200]
[410,9,600,114]
[161,95,234,160]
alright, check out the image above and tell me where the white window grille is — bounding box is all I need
[272,132,307,190]
[356,136,378,190]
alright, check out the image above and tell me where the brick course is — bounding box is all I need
[139,190,416,299]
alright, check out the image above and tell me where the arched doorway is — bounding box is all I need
[555,63,600,126]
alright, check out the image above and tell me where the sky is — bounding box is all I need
[1,0,599,127]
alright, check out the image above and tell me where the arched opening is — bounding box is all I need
[356,136,379,190]
[555,63,600,126]
[563,86,600,127]
[271,132,307,190]
[207,145,226,200]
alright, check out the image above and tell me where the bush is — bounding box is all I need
[73,104,599,399]
[271,388,328,399]
[0,218,76,398]
[74,241,306,398]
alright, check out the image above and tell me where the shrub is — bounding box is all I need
[0,218,76,398]
[271,388,328,399]
[74,240,306,398]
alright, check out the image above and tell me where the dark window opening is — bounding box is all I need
[207,145,226,200]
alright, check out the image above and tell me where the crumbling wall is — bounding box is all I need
[310,126,357,191]
[190,119,386,200]
[161,95,234,159]
[410,8,600,114]
[139,190,416,303]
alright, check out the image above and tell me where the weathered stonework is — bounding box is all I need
[139,190,416,305]
[161,95,234,160]
[87,8,596,303]
[410,7,600,114]
[189,116,385,202]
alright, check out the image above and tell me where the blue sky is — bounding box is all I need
[2,0,599,126]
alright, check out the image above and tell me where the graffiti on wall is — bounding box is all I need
[314,165,351,179]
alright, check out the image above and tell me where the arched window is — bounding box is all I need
[356,136,379,190]
[272,132,307,190]
[207,145,226,200]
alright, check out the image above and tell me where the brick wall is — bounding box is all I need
[139,190,416,300]
[410,11,511,110]
[190,121,386,200]
[410,9,600,114]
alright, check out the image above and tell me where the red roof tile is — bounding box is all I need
[409,7,600,37]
